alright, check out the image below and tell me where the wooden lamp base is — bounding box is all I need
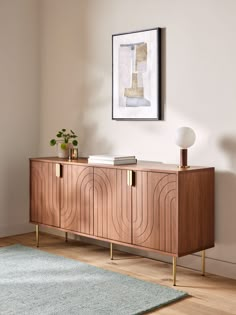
[178,148,190,169]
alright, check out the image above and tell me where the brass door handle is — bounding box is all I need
[127,170,131,186]
[127,170,134,186]
[55,164,62,178]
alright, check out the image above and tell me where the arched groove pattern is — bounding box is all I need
[61,165,94,235]
[30,161,59,227]
[30,160,214,259]
[132,172,177,254]
[133,174,169,241]
[94,168,132,243]
[94,175,111,238]
[114,169,130,233]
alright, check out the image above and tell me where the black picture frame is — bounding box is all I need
[112,28,162,121]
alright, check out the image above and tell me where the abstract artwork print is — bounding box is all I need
[112,28,161,120]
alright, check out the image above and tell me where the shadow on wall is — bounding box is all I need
[80,121,113,156]
[6,157,30,230]
[220,137,236,170]
[215,171,236,244]
[215,136,236,246]
[161,28,166,121]
[79,48,113,154]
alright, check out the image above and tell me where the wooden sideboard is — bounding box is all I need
[29,157,214,285]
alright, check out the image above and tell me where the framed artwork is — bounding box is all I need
[112,28,162,121]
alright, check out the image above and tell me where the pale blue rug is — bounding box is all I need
[0,244,187,315]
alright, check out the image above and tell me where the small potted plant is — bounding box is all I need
[50,128,78,158]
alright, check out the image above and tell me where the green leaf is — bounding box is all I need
[50,139,56,146]
[70,130,75,134]
[62,129,66,132]
[57,133,62,138]
[72,139,78,146]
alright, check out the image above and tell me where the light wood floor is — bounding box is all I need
[0,232,235,315]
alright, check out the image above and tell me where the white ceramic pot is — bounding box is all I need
[57,142,69,159]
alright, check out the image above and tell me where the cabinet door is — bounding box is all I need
[30,161,60,227]
[132,171,177,254]
[94,167,132,243]
[61,165,94,235]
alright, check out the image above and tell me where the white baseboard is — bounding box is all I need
[38,228,236,280]
[102,241,236,280]
[0,222,34,238]
[177,254,236,280]
[79,237,236,280]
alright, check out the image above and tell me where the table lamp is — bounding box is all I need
[175,127,196,168]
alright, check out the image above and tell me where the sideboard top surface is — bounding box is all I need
[30,157,214,174]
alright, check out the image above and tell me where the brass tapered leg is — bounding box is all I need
[173,257,177,286]
[202,250,205,276]
[36,224,39,248]
[110,243,113,260]
[65,232,68,242]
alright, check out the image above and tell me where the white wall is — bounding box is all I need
[0,0,40,237]
[39,0,236,279]
[39,0,85,155]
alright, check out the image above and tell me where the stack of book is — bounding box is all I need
[88,154,137,165]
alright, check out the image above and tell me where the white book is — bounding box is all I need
[88,154,136,161]
[89,155,136,161]
[88,158,137,165]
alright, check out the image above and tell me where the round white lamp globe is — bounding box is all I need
[175,127,196,149]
